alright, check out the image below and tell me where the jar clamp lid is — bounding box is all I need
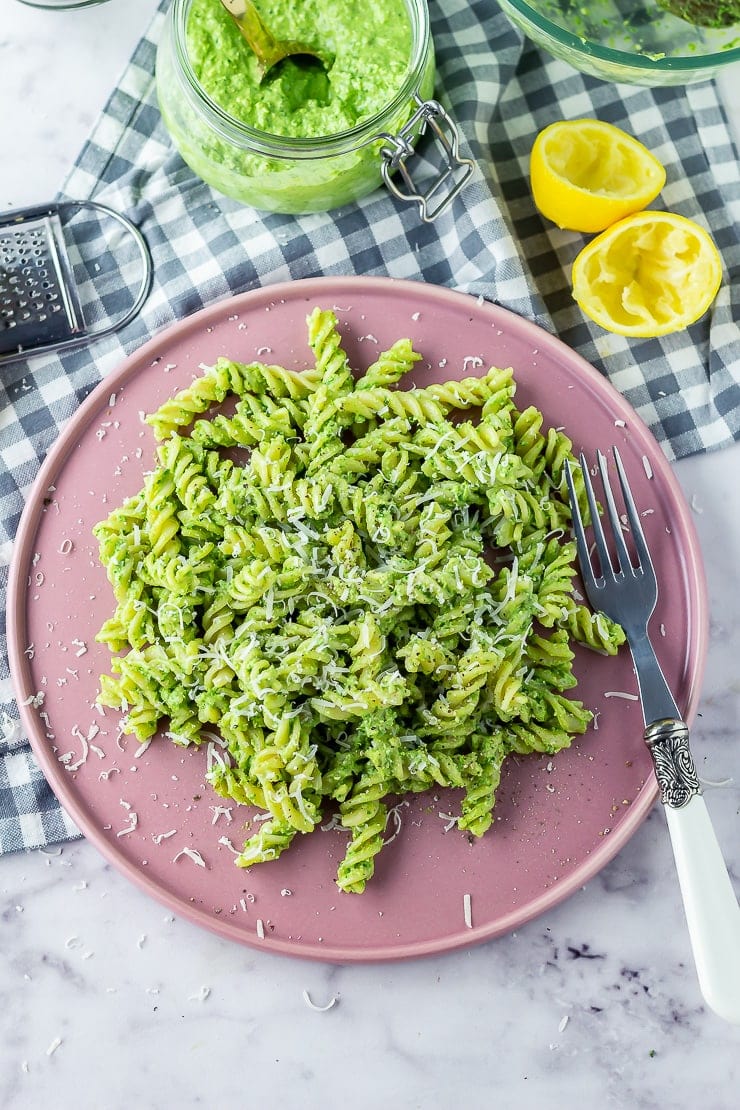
[0,200,152,366]
[379,95,474,223]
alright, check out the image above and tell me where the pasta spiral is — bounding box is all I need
[94,307,621,893]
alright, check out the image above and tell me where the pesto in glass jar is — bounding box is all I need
[156,0,454,215]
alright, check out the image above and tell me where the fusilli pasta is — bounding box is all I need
[94,306,625,893]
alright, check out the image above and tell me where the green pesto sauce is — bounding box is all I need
[187,0,413,139]
[657,0,740,26]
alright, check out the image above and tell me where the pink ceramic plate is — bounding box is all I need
[8,276,708,962]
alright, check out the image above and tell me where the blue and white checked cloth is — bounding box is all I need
[2,0,739,852]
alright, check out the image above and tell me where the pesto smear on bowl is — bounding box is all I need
[187,0,413,138]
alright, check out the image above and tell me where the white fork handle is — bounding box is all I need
[664,795,740,1024]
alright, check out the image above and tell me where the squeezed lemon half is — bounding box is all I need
[571,211,723,338]
[530,119,667,234]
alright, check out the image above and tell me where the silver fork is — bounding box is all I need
[566,447,740,1025]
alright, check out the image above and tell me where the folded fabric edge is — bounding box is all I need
[1,742,82,852]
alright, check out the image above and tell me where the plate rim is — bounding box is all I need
[7,274,710,962]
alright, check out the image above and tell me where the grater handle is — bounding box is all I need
[57,200,153,340]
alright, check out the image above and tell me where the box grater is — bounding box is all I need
[0,200,151,365]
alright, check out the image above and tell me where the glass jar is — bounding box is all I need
[16,1,109,7]
[156,0,472,219]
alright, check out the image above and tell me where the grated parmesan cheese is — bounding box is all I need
[302,990,338,1012]
[382,799,409,845]
[463,893,473,928]
[116,799,138,837]
[210,805,233,825]
[172,847,206,867]
[697,773,734,788]
[218,836,240,854]
[1,711,20,747]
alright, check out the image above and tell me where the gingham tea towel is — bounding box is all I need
[2,0,739,852]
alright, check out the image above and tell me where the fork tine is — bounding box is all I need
[612,446,653,574]
[565,459,593,582]
[576,450,612,582]
[596,449,635,576]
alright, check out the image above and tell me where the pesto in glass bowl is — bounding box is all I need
[496,0,740,85]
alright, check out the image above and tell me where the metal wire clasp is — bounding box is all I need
[378,97,474,223]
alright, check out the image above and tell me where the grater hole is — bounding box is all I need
[3,203,151,356]
[0,213,82,351]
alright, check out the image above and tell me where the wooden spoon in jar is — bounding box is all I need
[218,0,329,83]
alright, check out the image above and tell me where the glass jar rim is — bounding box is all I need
[170,0,431,158]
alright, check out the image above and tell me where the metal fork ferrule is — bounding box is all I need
[644,718,702,809]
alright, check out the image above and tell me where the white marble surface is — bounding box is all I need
[2,1,740,1106]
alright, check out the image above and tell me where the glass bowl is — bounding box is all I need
[496,0,740,85]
